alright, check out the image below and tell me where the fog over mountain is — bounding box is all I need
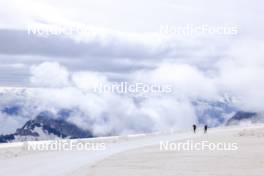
[0,60,262,137]
[0,0,264,137]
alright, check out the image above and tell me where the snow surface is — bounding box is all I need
[0,124,264,176]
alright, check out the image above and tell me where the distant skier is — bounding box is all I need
[204,125,208,134]
[193,124,197,133]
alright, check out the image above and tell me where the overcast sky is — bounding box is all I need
[0,0,263,86]
[1,0,264,134]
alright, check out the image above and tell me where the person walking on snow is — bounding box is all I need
[204,125,208,134]
[193,124,197,133]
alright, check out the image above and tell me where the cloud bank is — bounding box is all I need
[0,0,264,135]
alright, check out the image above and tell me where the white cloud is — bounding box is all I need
[0,0,264,135]
[1,56,264,135]
[23,62,202,135]
[30,62,70,87]
[71,71,108,91]
[217,40,264,112]
[132,64,218,100]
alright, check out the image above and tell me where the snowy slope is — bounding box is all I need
[0,125,263,176]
